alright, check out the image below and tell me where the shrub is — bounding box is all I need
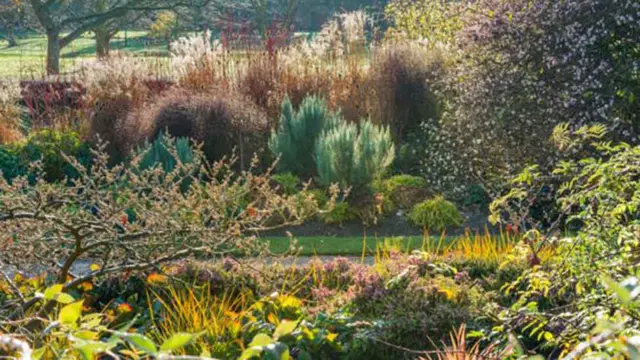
[19,80,86,129]
[271,172,300,195]
[320,201,356,225]
[0,82,24,144]
[384,0,467,45]
[373,174,432,212]
[409,196,464,233]
[13,129,92,182]
[488,125,640,353]
[370,41,445,141]
[422,0,640,195]
[0,137,325,336]
[83,54,168,163]
[382,174,427,189]
[302,188,330,207]
[124,89,268,170]
[269,95,339,178]
[0,146,25,182]
[88,94,136,164]
[350,270,483,358]
[135,132,195,172]
[315,119,395,190]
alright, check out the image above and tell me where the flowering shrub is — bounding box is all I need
[420,0,640,195]
[0,137,330,336]
[488,125,640,356]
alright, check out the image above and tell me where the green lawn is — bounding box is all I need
[0,31,168,79]
[264,235,456,256]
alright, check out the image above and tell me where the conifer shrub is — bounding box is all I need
[315,119,395,191]
[268,95,340,179]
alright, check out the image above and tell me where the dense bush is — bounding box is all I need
[19,80,86,128]
[419,0,640,195]
[269,95,339,178]
[270,172,300,195]
[4,129,92,183]
[0,146,25,183]
[370,41,444,142]
[373,174,431,212]
[88,94,136,164]
[315,119,395,190]
[125,89,268,170]
[320,201,356,225]
[409,196,464,233]
[489,124,640,356]
[384,0,467,44]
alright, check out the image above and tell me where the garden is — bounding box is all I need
[0,0,639,359]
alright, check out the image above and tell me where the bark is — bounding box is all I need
[46,31,60,75]
[95,27,111,57]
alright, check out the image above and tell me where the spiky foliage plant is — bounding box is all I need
[315,119,395,190]
[136,131,195,172]
[268,95,339,179]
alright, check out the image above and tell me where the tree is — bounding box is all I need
[26,0,196,74]
[0,0,32,47]
[148,10,177,51]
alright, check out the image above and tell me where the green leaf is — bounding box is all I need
[603,276,632,304]
[59,300,84,325]
[72,341,116,360]
[263,343,290,360]
[239,347,263,360]
[32,348,46,360]
[44,284,63,299]
[297,349,312,360]
[43,284,75,304]
[274,319,299,339]
[249,333,274,347]
[160,332,201,353]
[121,333,158,355]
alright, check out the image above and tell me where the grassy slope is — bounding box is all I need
[0,31,167,79]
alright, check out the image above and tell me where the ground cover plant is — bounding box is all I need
[0,0,639,358]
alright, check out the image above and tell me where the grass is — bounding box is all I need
[0,31,168,79]
[264,235,456,256]
[263,229,530,259]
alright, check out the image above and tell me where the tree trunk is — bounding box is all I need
[95,28,110,58]
[6,36,18,47]
[46,31,61,75]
